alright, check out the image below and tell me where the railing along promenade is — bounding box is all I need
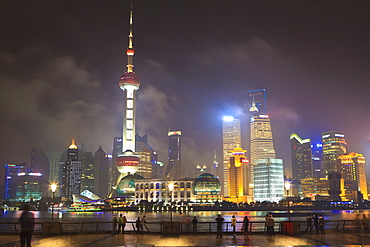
[0,219,364,234]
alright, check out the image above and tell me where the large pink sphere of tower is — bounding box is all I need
[116,150,139,174]
[119,72,140,90]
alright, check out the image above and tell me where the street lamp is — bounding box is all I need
[50,184,57,222]
[168,182,174,222]
[285,181,291,221]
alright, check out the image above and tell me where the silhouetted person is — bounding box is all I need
[313,214,319,234]
[304,214,313,234]
[215,214,224,239]
[142,215,147,232]
[135,217,141,234]
[19,205,34,247]
[121,216,127,233]
[231,215,237,238]
[266,215,275,236]
[192,216,198,234]
[318,214,325,234]
[243,216,250,241]
[118,214,124,233]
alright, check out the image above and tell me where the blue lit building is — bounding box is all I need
[4,163,43,202]
[254,158,284,202]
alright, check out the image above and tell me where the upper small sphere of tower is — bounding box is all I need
[126,49,135,56]
[119,72,140,90]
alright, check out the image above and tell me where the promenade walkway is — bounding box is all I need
[1,231,370,247]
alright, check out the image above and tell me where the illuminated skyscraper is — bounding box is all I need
[322,131,347,174]
[228,147,249,200]
[311,140,323,178]
[254,158,284,202]
[337,152,368,201]
[61,138,82,201]
[94,146,109,197]
[80,151,94,192]
[135,134,155,178]
[222,116,241,197]
[290,133,313,180]
[166,130,181,179]
[250,115,276,164]
[45,151,62,190]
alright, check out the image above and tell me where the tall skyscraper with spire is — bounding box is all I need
[248,89,284,202]
[61,137,82,201]
[110,5,141,197]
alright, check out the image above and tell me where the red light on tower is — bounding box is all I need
[126,49,135,56]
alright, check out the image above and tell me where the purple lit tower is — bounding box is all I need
[110,5,140,195]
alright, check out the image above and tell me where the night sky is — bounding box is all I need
[0,0,369,180]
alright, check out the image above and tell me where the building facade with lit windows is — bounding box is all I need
[4,163,43,202]
[337,152,368,201]
[166,130,182,179]
[134,178,194,204]
[193,173,221,203]
[322,131,347,174]
[227,147,251,202]
[222,116,241,197]
[290,133,313,181]
[94,146,110,197]
[254,158,284,202]
[135,134,155,178]
[250,115,276,164]
[300,177,329,200]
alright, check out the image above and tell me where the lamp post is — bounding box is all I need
[168,182,174,222]
[50,184,57,222]
[285,181,291,221]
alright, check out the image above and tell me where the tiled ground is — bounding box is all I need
[1,232,370,247]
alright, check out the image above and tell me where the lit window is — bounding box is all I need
[127,100,133,109]
[127,120,133,129]
[126,110,133,118]
[126,131,133,139]
[127,89,134,98]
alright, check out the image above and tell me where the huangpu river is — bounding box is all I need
[1,209,370,223]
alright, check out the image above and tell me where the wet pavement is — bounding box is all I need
[1,231,370,246]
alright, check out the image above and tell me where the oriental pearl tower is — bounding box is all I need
[109,5,140,197]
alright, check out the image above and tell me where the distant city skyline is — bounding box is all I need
[0,0,369,182]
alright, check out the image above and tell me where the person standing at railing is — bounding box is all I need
[192,216,198,234]
[313,214,319,234]
[136,217,142,234]
[266,215,275,236]
[318,214,325,234]
[118,214,124,234]
[304,214,313,234]
[231,215,237,238]
[142,215,148,233]
[215,214,224,239]
[19,205,34,247]
[122,216,127,233]
[242,216,250,241]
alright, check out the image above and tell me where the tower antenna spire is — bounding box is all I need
[126,3,135,73]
